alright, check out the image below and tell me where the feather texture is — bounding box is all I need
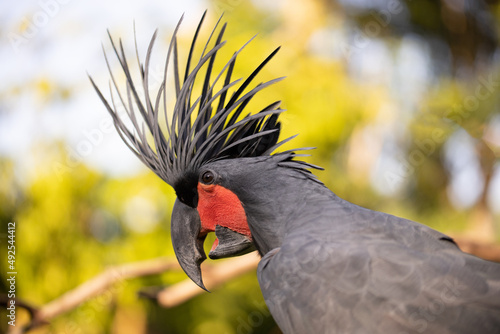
[89,12,312,187]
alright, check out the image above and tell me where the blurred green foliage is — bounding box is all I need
[1,0,500,333]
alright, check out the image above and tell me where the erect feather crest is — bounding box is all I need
[90,12,319,186]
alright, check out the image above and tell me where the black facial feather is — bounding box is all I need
[173,172,199,208]
[89,11,322,190]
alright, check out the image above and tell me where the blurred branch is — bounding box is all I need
[33,257,180,325]
[141,252,260,308]
[455,238,500,263]
[0,295,39,334]
[5,257,180,332]
[2,253,260,333]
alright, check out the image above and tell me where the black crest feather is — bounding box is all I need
[89,12,319,186]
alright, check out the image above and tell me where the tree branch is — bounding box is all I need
[3,257,180,332]
[149,252,260,308]
[454,238,500,263]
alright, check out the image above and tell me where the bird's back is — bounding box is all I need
[258,199,500,334]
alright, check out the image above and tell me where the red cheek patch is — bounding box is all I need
[197,183,252,241]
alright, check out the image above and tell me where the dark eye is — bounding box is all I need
[201,171,215,184]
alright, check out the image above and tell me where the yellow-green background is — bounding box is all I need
[1,0,500,333]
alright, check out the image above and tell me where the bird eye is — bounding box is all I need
[201,171,215,184]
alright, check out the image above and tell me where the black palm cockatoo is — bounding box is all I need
[90,12,500,334]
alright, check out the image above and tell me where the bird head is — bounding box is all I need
[90,12,321,290]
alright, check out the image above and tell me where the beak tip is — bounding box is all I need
[198,282,209,292]
[189,267,209,292]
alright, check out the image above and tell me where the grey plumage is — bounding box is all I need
[206,156,500,333]
[92,13,500,334]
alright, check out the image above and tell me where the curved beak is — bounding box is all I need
[171,199,207,291]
